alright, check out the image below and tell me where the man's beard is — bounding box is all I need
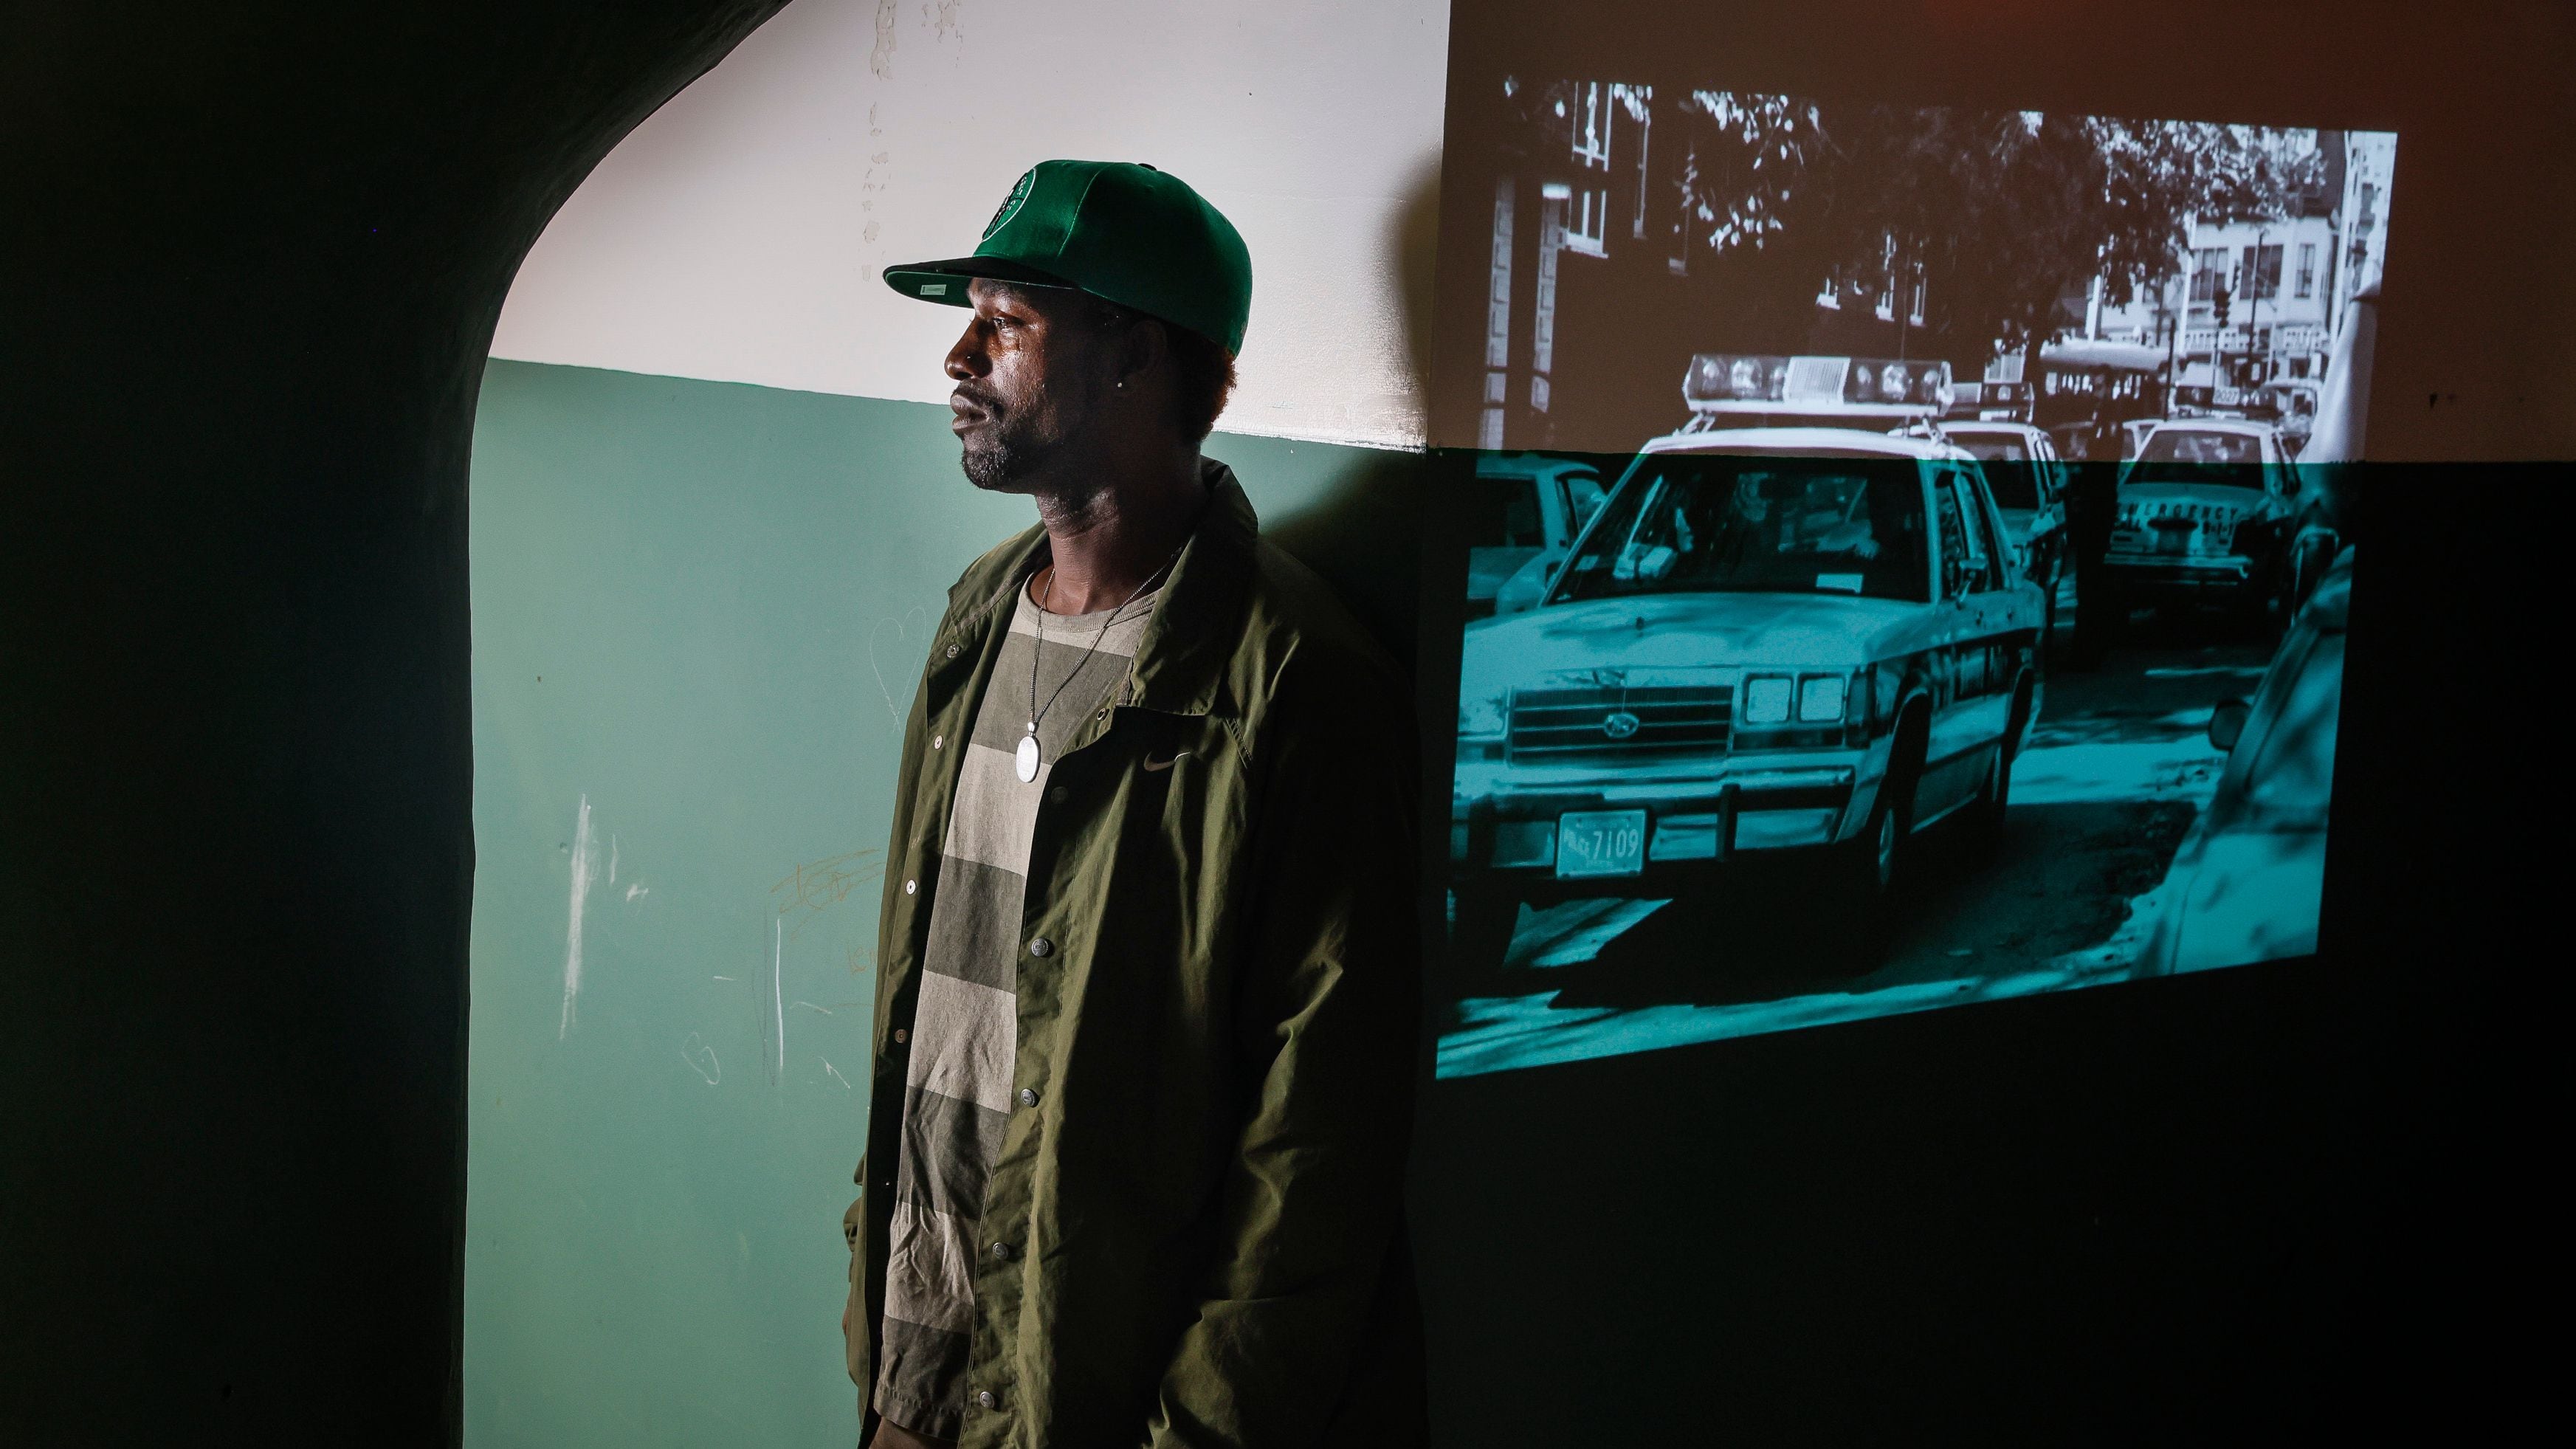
[959,396,1068,492]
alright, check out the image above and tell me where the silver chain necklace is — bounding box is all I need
[1016,541,1185,783]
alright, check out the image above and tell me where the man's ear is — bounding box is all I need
[1115,317,1169,392]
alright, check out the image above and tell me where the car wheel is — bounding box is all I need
[1445,884,1521,990]
[1828,768,1911,971]
[1965,685,2030,856]
[1963,739,2014,858]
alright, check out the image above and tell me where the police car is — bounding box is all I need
[1467,452,1611,619]
[2108,419,2301,624]
[1898,419,2069,633]
[1450,354,2049,974]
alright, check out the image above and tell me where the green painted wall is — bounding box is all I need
[463,359,1422,1445]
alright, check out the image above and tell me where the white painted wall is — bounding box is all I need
[492,0,1451,449]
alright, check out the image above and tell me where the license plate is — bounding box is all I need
[1556,810,1648,878]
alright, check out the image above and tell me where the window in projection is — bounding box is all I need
[1438,77,2391,1077]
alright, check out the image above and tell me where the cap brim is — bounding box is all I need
[883,255,1079,306]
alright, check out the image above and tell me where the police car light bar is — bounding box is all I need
[1683,354,1955,416]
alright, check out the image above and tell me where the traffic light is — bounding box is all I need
[2212,280,2233,328]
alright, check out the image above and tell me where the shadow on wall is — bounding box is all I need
[1239,147,1444,671]
[1245,438,1433,671]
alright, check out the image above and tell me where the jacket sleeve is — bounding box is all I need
[1145,647,1423,1448]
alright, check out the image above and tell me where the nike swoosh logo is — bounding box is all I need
[1142,751,1190,773]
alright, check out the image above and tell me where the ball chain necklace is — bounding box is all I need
[1016,539,1186,784]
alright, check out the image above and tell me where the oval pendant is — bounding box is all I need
[1014,733,1041,783]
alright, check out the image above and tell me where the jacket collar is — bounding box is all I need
[940,458,1258,720]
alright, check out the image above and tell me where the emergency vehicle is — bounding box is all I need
[1448,354,2049,975]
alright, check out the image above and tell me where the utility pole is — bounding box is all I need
[2247,224,2267,390]
[2161,272,2180,415]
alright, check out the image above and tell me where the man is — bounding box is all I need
[841,159,1425,1449]
[2061,418,2124,669]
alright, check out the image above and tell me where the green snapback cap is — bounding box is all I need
[884,159,1253,357]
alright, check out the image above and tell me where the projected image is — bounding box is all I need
[1439,83,2390,1076]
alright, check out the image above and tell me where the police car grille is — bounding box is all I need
[1507,687,1733,762]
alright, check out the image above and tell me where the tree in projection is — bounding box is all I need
[1665,96,2328,370]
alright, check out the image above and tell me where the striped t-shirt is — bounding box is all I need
[874,580,1158,1439]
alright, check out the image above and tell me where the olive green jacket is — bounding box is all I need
[843,463,1425,1448]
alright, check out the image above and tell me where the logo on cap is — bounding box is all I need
[983,168,1036,241]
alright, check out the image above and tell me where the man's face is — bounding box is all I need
[1732,477,1771,523]
[945,280,1113,492]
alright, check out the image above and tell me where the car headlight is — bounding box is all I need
[1741,675,1793,725]
[1797,674,1847,723]
[1459,692,1509,741]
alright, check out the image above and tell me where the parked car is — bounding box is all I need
[2107,419,2301,627]
[1450,419,2047,974]
[2120,417,2163,460]
[1467,453,1609,619]
[1916,420,2070,633]
[2137,548,2349,974]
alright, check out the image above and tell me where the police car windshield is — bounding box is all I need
[2138,429,2263,465]
[2126,427,2271,492]
[1947,436,2042,509]
[1556,455,1929,605]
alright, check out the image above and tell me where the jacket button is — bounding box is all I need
[892,1028,908,1045]
[1047,785,1068,805]
[1017,1087,1039,1109]
[946,644,960,659]
[1027,937,1053,958]
[903,879,916,895]
[991,1241,1015,1261]
[975,1390,998,1410]
[932,734,943,750]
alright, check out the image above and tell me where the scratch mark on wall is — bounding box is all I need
[867,608,928,727]
[608,834,619,884]
[772,847,884,940]
[793,1000,835,1015]
[931,0,965,44]
[774,920,788,1079]
[626,884,650,903]
[681,1031,721,1084]
[559,794,595,1039]
[713,974,737,981]
[823,1058,855,1092]
[869,0,898,79]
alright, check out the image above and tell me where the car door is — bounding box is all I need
[1924,464,2016,817]
[1535,468,1608,578]
[1467,471,1546,616]
[1494,468,1608,614]
[2031,433,2067,582]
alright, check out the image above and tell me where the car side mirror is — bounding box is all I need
[2208,698,2251,752]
